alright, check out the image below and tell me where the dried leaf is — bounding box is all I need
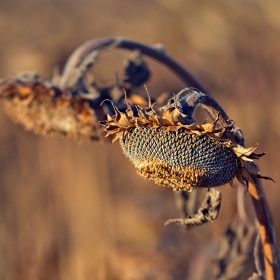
[165,188,221,228]
[212,215,255,280]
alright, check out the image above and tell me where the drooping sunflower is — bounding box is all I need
[100,88,270,192]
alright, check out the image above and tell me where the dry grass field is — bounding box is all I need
[0,1,280,279]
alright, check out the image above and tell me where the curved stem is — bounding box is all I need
[177,88,230,126]
[59,37,208,93]
[249,178,280,279]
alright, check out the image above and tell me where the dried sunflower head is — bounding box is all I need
[0,72,106,142]
[100,88,268,192]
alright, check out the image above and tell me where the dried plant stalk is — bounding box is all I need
[249,178,280,279]
[59,37,208,93]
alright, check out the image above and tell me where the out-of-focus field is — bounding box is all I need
[0,1,280,279]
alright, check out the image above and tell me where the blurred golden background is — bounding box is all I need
[0,1,280,279]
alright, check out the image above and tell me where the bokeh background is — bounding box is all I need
[0,1,280,279]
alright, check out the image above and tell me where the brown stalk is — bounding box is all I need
[249,177,280,279]
[59,37,208,93]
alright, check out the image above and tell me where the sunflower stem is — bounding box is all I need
[59,37,208,93]
[248,178,280,279]
[176,88,230,126]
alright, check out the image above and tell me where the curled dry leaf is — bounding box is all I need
[165,188,221,228]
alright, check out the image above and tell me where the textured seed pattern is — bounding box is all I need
[120,126,240,190]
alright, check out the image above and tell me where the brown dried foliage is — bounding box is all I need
[165,188,222,228]
[0,73,104,142]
